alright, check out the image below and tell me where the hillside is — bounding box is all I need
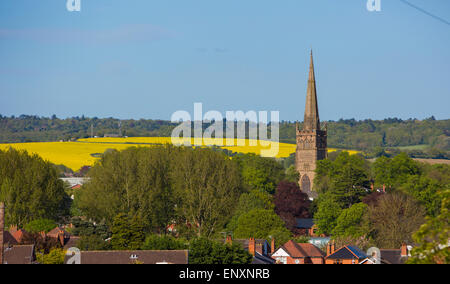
[0,115,448,159]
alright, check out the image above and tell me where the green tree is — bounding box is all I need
[227,190,274,233]
[0,148,70,226]
[36,248,65,265]
[314,193,343,236]
[141,234,188,250]
[314,152,370,207]
[189,237,252,264]
[235,153,285,194]
[285,165,300,183]
[171,147,242,237]
[110,213,145,250]
[79,146,242,238]
[24,218,57,233]
[234,209,291,247]
[76,235,111,251]
[372,153,420,188]
[332,203,370,239]
[369,192,425,248]
[399,175,442,217]
[408,190,450,264]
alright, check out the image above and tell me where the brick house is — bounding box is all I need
[325,243,368,264]
[380,243,411,264]
[1,202,36,264]
[272,240,325,264]
[295,219,323,237]
[360,243,411,264]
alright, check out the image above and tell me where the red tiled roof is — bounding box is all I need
[282,240,325,258]
[47,227,66,238]
[11,229,25,243]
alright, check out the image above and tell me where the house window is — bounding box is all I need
[334,259,343,264]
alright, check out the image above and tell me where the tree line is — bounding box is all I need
[1,114,449,159]
[0,145,448,263]
[311,151,449,263]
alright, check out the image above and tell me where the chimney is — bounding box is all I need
[58,230,65,246]
[326,242,331,256]
[331,241,336,255]
[0,202,5,265]
[255,243,263,256]
[226,235,232,245]
[382,184,386,193]
[370,183,374,191]
[248,238,255,256]
[271,238,275,255]
[401,243,408,257]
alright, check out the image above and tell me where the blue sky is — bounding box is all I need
[0,0,449,121]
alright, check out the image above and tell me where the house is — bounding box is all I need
[224,236,275,264]
[379,244,410,264]
[295,219,322,237]
[325,242,368,264]
[272,240,325,264]
[65,250,189,264]
[45,226,82,249]
[381,243,411,264]
[46,227,69,246]
[1,202,36,265]
[3,245,36,264]
[360,243,411,264]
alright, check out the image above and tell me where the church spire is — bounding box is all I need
[303,50,320,131]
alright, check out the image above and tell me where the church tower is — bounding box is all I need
[296,51,327,199]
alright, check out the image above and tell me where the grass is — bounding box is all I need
[393,144,430,151]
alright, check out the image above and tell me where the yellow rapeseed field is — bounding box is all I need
[0,137,359,171]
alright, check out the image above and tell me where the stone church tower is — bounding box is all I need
[296,51,327,199]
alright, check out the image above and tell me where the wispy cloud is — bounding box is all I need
[0,24,175,44]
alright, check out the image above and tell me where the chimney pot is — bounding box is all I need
[226,235,232,245]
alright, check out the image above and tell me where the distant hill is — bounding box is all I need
[0,115,449,159]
